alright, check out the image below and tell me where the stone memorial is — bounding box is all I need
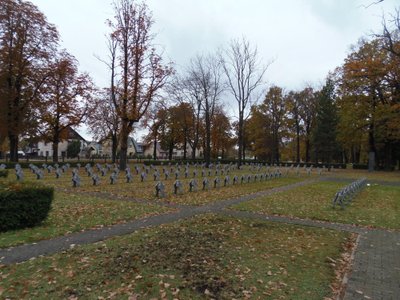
[214,177,220,188]
[92,174,100,185]
[72,174,81,187]
[141,172,146,182]
[202,178,209,190]
[173,180,183,195]
[126,172,133,183]
[224,175,230,187]
[189,179,198,192]
[155,181,166,198]
[110,172,118,184]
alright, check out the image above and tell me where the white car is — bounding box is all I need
[6,151,25,157]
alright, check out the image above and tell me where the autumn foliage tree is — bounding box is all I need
[337,36,400,169]
[88,89,120,162]
[0,0,59,161]
[108,0,172,170]
[39,51,94,162]
[211,106,233,159]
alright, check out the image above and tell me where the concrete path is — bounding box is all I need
[1,177,399,299]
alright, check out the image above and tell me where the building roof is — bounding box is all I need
[66,127,86,142]
[129,137,143,154]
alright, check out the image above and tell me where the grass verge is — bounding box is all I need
[233,181,400,229]
[0,214,352,299]
[4,167,315,206]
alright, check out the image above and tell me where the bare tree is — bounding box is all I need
[168,73,202,159]
[188,54,224,165]
[221,37,269,165]
[379,8,400,57]
[92,32,120,163]
[109,0,172,170]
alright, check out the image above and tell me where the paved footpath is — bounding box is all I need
[1,178,399,299]
[343,230,400,300]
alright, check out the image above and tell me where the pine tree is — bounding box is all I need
[312,79,339,164]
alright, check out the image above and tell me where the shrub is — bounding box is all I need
[67,140,81,158]
[353,164,368,170]
[0,182,54,232]
[0,170,8,178]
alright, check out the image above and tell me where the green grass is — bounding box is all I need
[4,166,311,205]
[0,214,351,299]
[233,181,400,229]
[0,192,172,249]
[328,169,400,182]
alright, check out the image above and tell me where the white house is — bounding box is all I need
[37,128,87,158]
[100,136,144,157]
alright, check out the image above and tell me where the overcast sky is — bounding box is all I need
[30,0,399,140]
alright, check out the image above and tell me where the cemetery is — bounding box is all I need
[0,161,399,299]
[1,0,400,298]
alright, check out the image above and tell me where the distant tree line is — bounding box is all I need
[1,0,399,170]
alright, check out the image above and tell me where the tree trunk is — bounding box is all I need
[237,112,243,167]
[205,103,211,166]
[111,133,118,163]
[52,142,59,163]
[305,138,310,163]
[350,146,355,164]
[275,133,280,164]
[383,143,393,171]
[191,144,196,159]
[119,121,129,170]
[183,131,187,160]
[296,120,300,163]
[192,102,201,160]
[368,122,376,171]
[8,133,18,162]
[153,137,157,160]
[168,140,173,160]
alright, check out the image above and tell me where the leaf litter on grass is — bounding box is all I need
[1,214,353,300]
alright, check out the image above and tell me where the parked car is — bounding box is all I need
[5,151,26,158]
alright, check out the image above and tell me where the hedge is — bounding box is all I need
[142,159,347,169]
[0,170,8,178]
[0,182,54,232]
[352,164,368,170]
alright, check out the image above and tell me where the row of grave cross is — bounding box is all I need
[10,161,326,184]
[154,171,284,198]
[332,178,367,209]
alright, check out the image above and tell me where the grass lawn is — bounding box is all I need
[0,214,352,300]
[0,192,172,249]
[233,181,400,229]
[6,166,311,205]
[328,169,400,182]
[69,176,306,206]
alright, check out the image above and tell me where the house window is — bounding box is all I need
[45,151,49,157]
